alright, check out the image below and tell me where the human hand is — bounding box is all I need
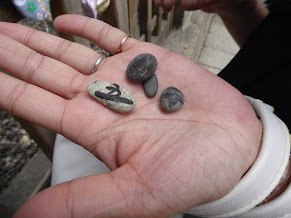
[0,15,262,217]
[154,0,258,14]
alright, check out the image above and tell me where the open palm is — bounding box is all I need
[0,15,262,217]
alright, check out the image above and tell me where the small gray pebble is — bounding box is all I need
[87,80,136,113]
[126,53,158,82]
[160,87,185,112]
[144,74,158,98]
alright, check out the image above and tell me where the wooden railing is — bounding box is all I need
[103,0,182,45]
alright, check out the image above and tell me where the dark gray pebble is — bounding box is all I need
[160,87,185,112]
[144,74,158,98]
[87,80,136,113]
[126,53,158,82]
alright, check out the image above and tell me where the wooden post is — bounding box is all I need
[173,2,184,28]
[50,0,91,47]
[146,0,152,42]
[153,7,163,36]
[167,8,174,32]
[139,0,147,41]
[115,0,130,33]
[139,1,160,42]
[128,0,140,38]
[155,8,174,45]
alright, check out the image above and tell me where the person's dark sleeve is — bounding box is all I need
[218,0,291,126]
[265,0,291,14]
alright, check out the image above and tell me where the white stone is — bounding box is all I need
[87,81,136,113]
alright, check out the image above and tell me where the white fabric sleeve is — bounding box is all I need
[187,96,291,217]
[51,134,110,186]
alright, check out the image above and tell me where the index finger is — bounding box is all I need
[54,15,139,55]
[0,22,103,75]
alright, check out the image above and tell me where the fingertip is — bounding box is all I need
[0,22,29,41]
[53,14,75,30]
[154,0,163,6]
[54,14,82,26]
[164,0,178,8]
[0,22,15,33]
[181,0,200,10]
[53,14,66,30]
[54,14,90,33]
[53,14,71,23]
[154,0,174,12]
[0,22,9,34]
[161,6,173,13]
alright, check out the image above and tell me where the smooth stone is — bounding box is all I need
[144,74,158,98]
[126,53,158,82]
[160,87,185,112]
[87,80,136,113]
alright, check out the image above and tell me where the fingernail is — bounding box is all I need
[154,0,162,6]
[164,0,171,5]
[183,0,199,10]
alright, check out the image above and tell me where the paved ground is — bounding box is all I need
[197,14,239,74]
[162,11,239,75]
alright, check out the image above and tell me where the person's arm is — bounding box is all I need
[215,0,269,46]
[155,0,269,46]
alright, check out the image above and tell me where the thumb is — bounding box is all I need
[14,164,176,217]
[14,173,127,217]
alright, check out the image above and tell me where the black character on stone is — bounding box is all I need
[106,84,122,96]
[95,83,133,105]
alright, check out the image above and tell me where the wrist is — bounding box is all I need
[215,0,269,46]
[187,97,291,217]
[215,0,266,17]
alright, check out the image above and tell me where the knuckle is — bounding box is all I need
[56,39,73,61]
[96,24,111,47]
[23,51,45,82]
[23,29,36,46]
[7,82,27,114]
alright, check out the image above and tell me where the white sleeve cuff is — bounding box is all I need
[187,96,291,217]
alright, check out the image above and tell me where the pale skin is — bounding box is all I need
[0,15,262,217]
[154,0,269,46]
